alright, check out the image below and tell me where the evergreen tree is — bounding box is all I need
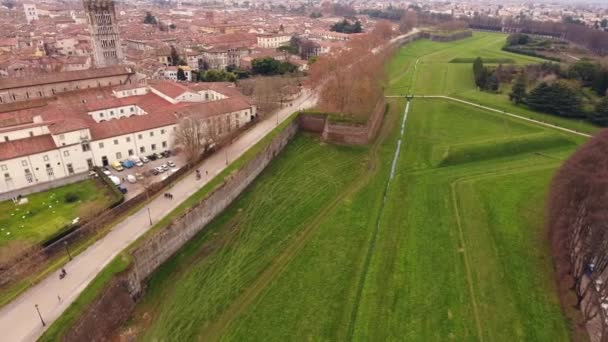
[473,57,485,89]
[144,12,157,25]
[527,81,582,118]
[509,74,527,104]
[486,72,500,92]
[177,67,187,81]
[590,97,608,126]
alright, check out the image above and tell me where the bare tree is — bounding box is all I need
[399,10,418,34]
[172,117,217,165]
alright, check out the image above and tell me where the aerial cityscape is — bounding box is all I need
[0,0,608,341]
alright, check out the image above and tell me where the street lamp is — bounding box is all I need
[147,207,153,226]
[34,304,45,327]
[64,241,72,261]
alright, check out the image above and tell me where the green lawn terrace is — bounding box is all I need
[0,180,116,253]
[387,31,599,135]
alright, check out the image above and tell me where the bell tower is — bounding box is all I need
[83,0,123,67]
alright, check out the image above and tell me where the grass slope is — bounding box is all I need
[128,134,368,341]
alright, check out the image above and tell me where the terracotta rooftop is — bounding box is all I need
[149,81,192,99]
[0,134,56,161]
[0,66,134,91]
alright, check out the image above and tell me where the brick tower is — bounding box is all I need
[83,0,123,67]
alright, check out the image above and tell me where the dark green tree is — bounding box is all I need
[590,97,608,126]
[485,72,500,92]
[177,67,187,81]
[170,46,180,66]
[473,57,485,88]
[527,81,582,118]
[144,11,157,25]
[509,74,527,104]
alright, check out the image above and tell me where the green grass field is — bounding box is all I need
[386,31,599,134]
[118,32,580,341]
[0,180,115,249]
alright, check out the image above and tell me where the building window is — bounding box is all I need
[100,112,104,118]
[86,158,94,169]
[25,170,33,183]
[43,155,49,161]
[126,137,131,142]
[4,173,10,180]
[120,109,124,114]
[138,134,143,139]
[99,142,104,148]
[140,146,145,153]
[149,131,154,137]
[161,129,165,135]
[67,163,74,175]
[116,152,122,159]
[29,131,33,137]
[151,144,156,151]
[0,165,6,171]
[113,139,118,145]
[128,149,134,156]
[82,142,90,152]
[3,136,8,142]
[59,134,65,140]
[110,111,114,115]
[162,141,167,148]
[21,160,27,167]
[63,150,69,157]
[130,107,134,112]
[46,167,54,177]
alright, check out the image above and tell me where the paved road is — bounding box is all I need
[0,90,317,342]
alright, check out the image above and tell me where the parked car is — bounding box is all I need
[129,156,144,167]
[151,168,160,176]
[154,152,163,160]
[121,159,135,169]
[117,185,128,194]
[161,150,171,158]
[109,175,121,186]
[88,171,98,178]
[102,169,112,176]
[160,163,169,172]
[127,174,137,183]
[111,161,124,172]
[167,160,176,168]
[147,154,158,161]
[140,156,150,163]
[154,166,165,174]
[135,172,144,180]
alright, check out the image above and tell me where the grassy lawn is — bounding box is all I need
[0,180,116,249]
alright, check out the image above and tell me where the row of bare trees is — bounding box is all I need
[549,129,608,339]
[309,21,395,121]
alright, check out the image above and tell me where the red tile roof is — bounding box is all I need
[88,111,177,140]
[0,134,56,161]
[0,66,134,91]
[149,81,192,99]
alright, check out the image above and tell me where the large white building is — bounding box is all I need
[0,81,256,195]
[256,34,292,49]
[23,3,39,23]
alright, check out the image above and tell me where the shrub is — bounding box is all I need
[64,192,80,203]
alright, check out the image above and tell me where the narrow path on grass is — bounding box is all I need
[345,99,410,339]
[385,95,592,138]
[201,107,398,341]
